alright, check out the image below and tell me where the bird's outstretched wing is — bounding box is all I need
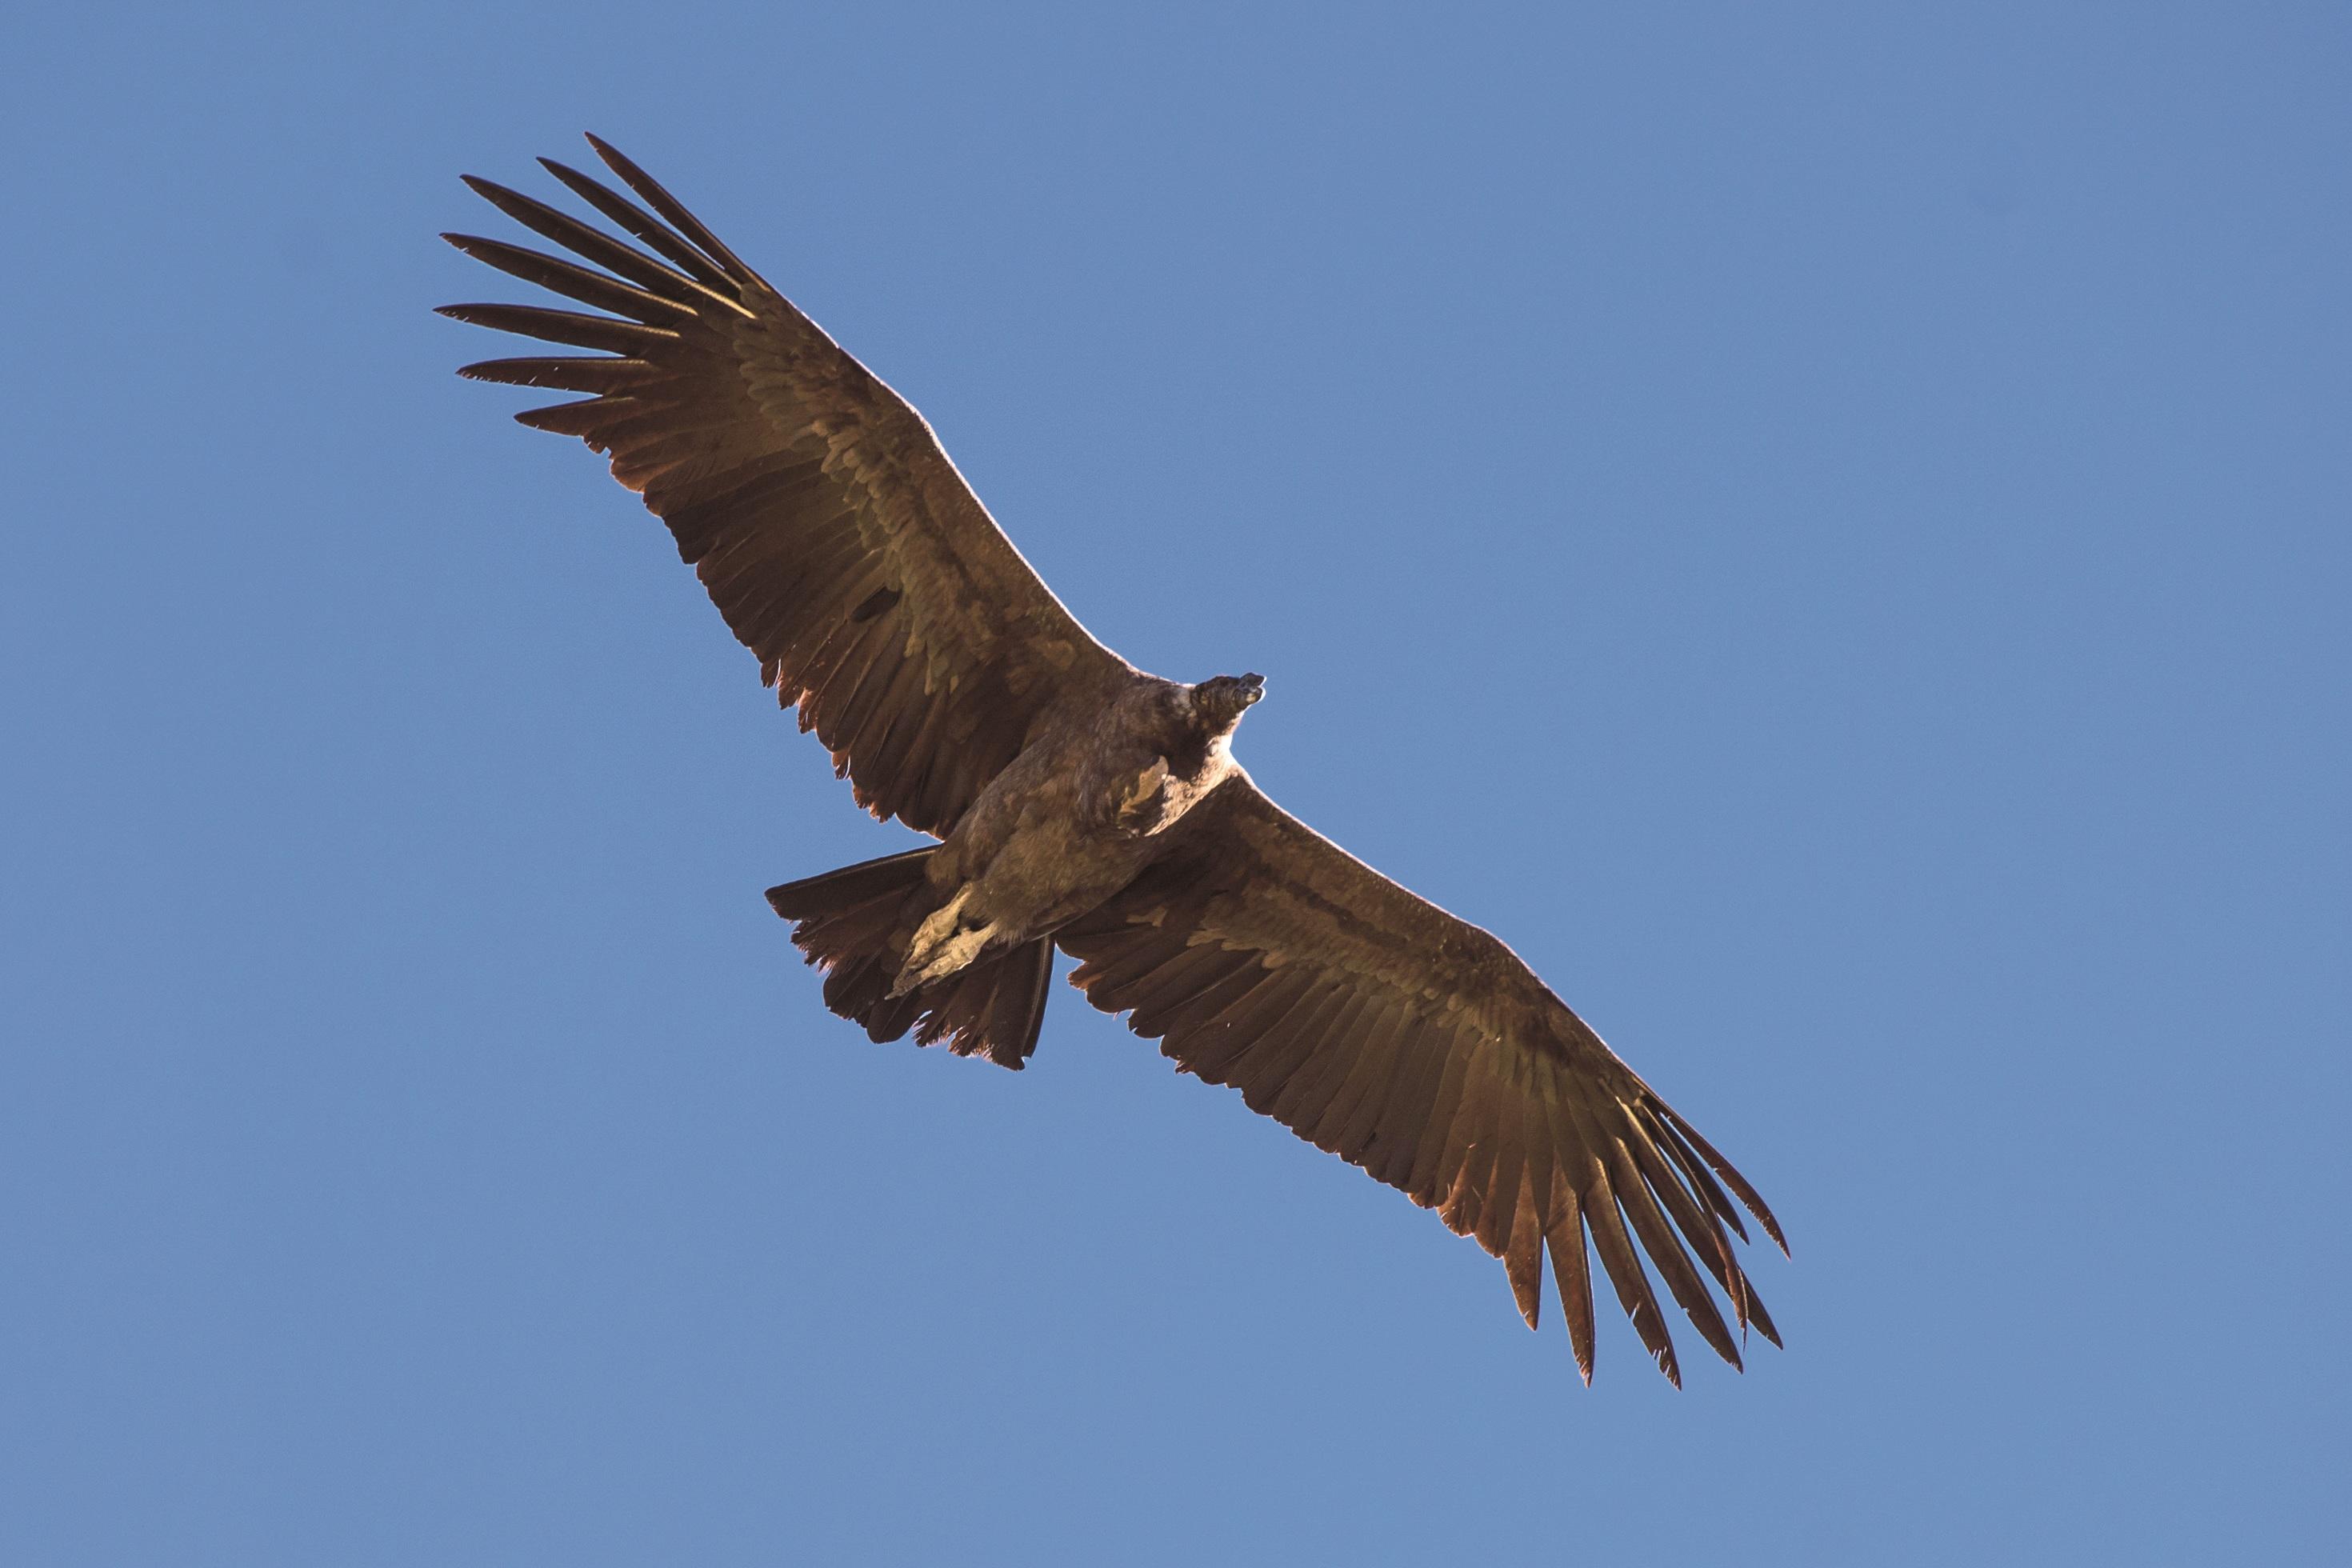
[442,136,1130,836]
[1055,774,1786,1384]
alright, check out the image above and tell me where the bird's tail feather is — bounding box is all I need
[766,850,1053,1070]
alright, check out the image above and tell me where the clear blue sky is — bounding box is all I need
[4,3,2346,1562]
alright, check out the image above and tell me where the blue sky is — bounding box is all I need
[4,2,2346,1562]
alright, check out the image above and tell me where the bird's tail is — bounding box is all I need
[765,849,1054,1070]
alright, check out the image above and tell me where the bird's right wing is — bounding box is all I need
[1055,774,1786,1384]
[442,137,1131,836]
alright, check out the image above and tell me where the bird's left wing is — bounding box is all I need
[441,137,1131,837]
[1054,774,1786,1384]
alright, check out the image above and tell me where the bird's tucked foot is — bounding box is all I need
[892,886,1002,996]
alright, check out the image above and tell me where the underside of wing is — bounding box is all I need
[1055,774,1786,1385]
[442,135,1129,835]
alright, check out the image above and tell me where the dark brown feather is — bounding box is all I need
[1622,1114,1749,1323]
[1510,1098,1560,1328]
[1658,1102,1790,1254]
[1183,968,1319,1082]
[437,302,677,354]
[584,134,757,281]
[538,157,735,289]
[1267,990,1377,1131]
[1230,984,1354,1116]
[1477,1094,1530,1258]
[1580,1162,1681,1387]
[1311,998,1410,1153]
[1606,1136,1741,1369]
[1154,961,1273,1039]
[1404,1034,1479,1207]
[1358,1016,1456,1191]
[440,232,692,323]
[516,396,637,438]
[459,174,738,306]
[1438,1044,1507,1240]
[1642,1103,1754,1246]
[1502,1166,1546,1330]
[1545,1179,1598,1382]
[458,355,666,394]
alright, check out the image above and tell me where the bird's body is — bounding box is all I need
[889,673,1258,994]
[443,136,1788,1385]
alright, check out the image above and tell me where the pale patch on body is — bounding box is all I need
[1114,735,1236,838]
[1114,758,1172,830]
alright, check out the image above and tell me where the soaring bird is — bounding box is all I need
[442,136,1786,1385]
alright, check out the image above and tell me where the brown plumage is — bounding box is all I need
[445,135,1786,1385]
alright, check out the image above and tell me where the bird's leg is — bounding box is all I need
[891,885,1002,996]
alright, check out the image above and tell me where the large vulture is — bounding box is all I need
[442,136,1786,1385]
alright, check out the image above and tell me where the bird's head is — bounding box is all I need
[1190,672,1266,737]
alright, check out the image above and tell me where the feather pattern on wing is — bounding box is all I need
[1056,774,1787,1383]
[442,136,1129,835]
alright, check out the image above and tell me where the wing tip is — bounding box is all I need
[1511,1282,1541,1334]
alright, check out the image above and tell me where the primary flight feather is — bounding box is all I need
[443,134,1786,1385]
